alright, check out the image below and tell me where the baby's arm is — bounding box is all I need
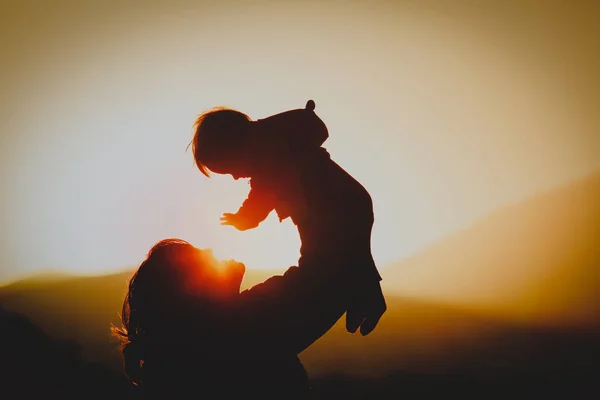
[221,181,277,231]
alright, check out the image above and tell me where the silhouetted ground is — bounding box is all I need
[311,370,598,399]
[1,304,598,399]
[0,305,132,400]
[311,326,600,398]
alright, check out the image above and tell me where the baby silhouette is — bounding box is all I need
[189,100,386,335]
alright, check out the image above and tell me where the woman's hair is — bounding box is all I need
[112,238,202,386]
[187,107,252,177]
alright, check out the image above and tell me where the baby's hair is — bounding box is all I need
[187,107,251,177]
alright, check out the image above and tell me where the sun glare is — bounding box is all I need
[194,211,301,273]
[219,218,300,271]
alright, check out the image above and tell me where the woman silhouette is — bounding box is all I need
[114,238,385,399]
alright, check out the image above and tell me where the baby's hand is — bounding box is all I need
[220,213,255,231]
[220,213,241,228]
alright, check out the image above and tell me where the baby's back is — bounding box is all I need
[292,148,376,270]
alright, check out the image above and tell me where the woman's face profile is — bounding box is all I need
[183,247,246,300]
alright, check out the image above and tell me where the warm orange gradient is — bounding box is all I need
[381,172,600,329]
[1,1,599,331]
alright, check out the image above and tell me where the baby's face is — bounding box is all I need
[207,154,252,180]
[210,164,250,180]
[230,170,250,180]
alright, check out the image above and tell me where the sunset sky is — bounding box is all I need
[1,0,599,288]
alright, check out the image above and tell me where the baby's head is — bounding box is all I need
[188,107,253,179]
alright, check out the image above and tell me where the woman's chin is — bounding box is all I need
[231,260,246,276]
[229,261,246,289]
[218,260,245,294]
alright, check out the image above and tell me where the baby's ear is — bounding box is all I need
[305,99,315,111]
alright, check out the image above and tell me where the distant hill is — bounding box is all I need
[1,267,598,382]
[382,171,600,330]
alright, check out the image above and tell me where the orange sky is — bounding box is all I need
[1,1,599,288]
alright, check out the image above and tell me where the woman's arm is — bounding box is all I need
[236,264,352,355]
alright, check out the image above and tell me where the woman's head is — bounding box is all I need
[188,107,253,179]
[113,238,245,385]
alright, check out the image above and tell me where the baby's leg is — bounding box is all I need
[345,277,386,336]
[298,253,386,336]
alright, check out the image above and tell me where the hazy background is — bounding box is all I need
[1,1,599,398]
[1,0,599,324]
